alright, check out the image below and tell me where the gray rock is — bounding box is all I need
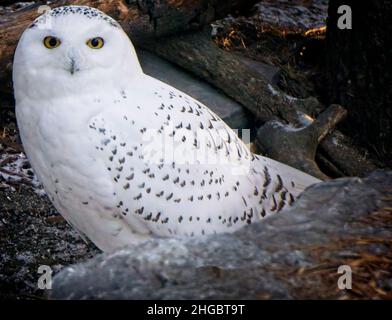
[138,49,252,130]
[51,171,392,299]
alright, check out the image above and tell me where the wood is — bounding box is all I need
[256,104,348,180]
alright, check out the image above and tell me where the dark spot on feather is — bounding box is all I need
[289,193,295,205]
[135,207,144,214]
[152,212,161,222]
[275,174,283,192]
[271,195,277,211]
[263,166,271,187]
[166,193,173,200]
[134,193,142,200]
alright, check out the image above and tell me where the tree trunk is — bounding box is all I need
[326,0,392,168]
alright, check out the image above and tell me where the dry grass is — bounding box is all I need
[289,207,392,299]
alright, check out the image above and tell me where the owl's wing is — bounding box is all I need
[87,75,320,239]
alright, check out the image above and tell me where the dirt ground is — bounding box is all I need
[0,183,99,299]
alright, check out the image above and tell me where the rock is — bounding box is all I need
[51,171,392,300]
[138,49,252,130]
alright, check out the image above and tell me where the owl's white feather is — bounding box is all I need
[13,6,320,252]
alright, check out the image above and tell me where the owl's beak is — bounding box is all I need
[68,58,80,75]
[69,58,76,75]
[67,48,81,75]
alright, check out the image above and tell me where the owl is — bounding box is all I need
[13,6,320,252]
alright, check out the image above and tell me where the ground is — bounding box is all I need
[0,184,99,299]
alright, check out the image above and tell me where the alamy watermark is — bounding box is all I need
[37,265,52,290]
[338,5,352,30]
[136,127,253,175]
[337,265,352,290]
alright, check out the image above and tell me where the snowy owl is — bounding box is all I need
[13,6,320,252]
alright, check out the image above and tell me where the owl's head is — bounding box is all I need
[13,6,142,99]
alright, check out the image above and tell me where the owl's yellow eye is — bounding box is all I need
[43,36,61,49]
[86,37,105,49]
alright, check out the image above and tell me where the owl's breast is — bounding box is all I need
[17,99,115,212]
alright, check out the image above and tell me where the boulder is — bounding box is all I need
[51,171,392,299]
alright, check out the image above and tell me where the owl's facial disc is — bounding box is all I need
[39,30,112,76]
[42,35,106,74]
[13,6,143,97]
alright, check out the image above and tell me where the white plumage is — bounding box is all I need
[13,6,320,252]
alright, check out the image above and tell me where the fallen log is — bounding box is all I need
[256,104,348,180]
